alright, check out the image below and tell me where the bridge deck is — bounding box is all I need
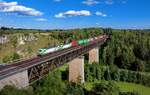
[0,35,108,80]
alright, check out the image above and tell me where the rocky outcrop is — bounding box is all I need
[0,33,38,45]
[0,35,9,44]
[17,34,38,45]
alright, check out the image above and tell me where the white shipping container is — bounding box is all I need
[44,43,71,54]
[63,43,71,49]
[87,39,90,42]
[99,36,103,39]
[90,38,94,41]
[45,47,58,54]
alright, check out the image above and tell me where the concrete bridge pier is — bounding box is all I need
[0,70,29,89]
[69,56,84,83]
[89,47,99,64]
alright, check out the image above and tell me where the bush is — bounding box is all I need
[12,52,20,60]
[92,81,119,95]
[66,82,84,95]
[119,91,141,95]
[2,56,11,63]
[120,70,128,82]
[0,85,33,95]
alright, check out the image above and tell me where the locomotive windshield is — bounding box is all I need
[38,49,46,53]
[39,49,43,52]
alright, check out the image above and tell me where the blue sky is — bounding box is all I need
[0,0,150,29]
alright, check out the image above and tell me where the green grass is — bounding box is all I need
[116,82,150,95]
[84,81,150,95]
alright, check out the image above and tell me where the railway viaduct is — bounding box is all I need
[0,35,108,89]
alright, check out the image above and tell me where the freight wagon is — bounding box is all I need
[37,35,105,56]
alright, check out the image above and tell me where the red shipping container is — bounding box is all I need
[71,40,78,47]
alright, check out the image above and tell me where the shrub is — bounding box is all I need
[92,81,119,95]
[66,82,84,95]
[0,85,33,95]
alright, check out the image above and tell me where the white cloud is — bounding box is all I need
[0,1,43,16]
[55,10,91,18]
[0,1,17,6]
[82,0,126,5]
[55,13,65,18]
[95,11,107,17]
[105,0,114,5]
[35,18,48,22]
[54,0,62,2]
[82,0,99,6]
[65,10,91,16]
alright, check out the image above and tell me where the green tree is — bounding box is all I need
[109,65,120,81]
[104,67,111,81]
[131,59,145,71]
[34,70,66,95]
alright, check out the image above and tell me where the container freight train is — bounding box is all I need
[37,35,106,56]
